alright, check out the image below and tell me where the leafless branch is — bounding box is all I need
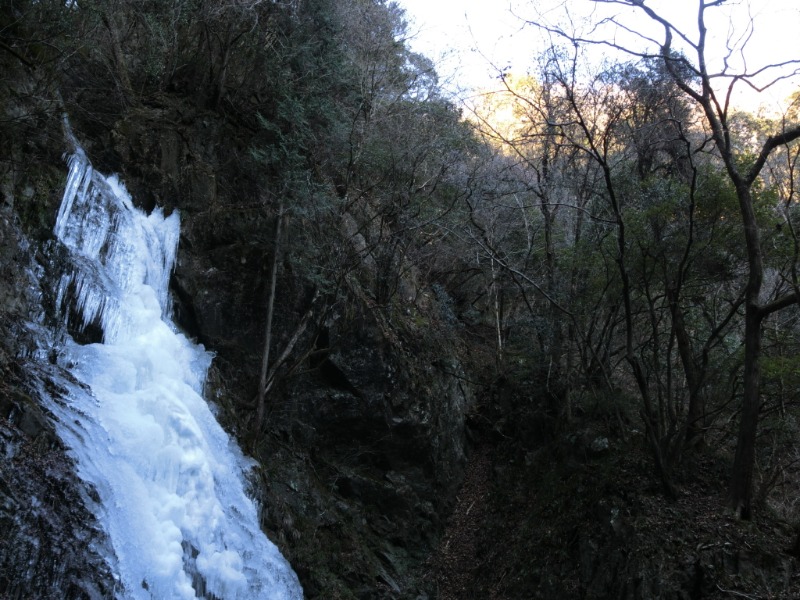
[746,124,800,186]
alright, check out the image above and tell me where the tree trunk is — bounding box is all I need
[667,287,704,445]
[490,257,504,367]
[255,202,285,433]
[730,301,763,518]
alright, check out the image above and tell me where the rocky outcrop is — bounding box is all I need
[0,210,117,599]
[275,300,473,597]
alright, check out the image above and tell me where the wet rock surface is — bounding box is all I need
[0,211,117,599]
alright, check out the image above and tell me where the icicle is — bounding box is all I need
[54,150,92,241]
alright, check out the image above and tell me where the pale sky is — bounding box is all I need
[398,0,800,112]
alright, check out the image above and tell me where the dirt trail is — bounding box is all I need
[427,445,494,600]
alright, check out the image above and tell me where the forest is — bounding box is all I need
[1,0,800,598]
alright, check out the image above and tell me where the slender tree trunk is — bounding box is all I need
[609,163,677,498]
[259,295,319,400]
[255,202,285,433]
[490,257,504,367]
[730,302,763,518]
[667,288,704,445]
[728,180,765,519]
[541,196,564,412]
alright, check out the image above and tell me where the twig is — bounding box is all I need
[715,584,757,599]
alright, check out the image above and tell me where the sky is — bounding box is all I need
[397,0,800,113]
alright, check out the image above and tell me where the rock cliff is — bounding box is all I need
[0,85,475,597]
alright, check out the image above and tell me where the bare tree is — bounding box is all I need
[526,0,800,518]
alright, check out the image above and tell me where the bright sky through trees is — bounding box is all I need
[398,0,800,112]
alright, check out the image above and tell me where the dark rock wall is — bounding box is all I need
[0,83,475,597]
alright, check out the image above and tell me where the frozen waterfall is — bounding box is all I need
[49,127,303,599]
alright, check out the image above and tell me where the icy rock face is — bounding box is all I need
[0,382,119,600]
[48,130,303,600]
[0,209,117,600]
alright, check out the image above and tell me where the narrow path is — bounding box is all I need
[427,445,493,599]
